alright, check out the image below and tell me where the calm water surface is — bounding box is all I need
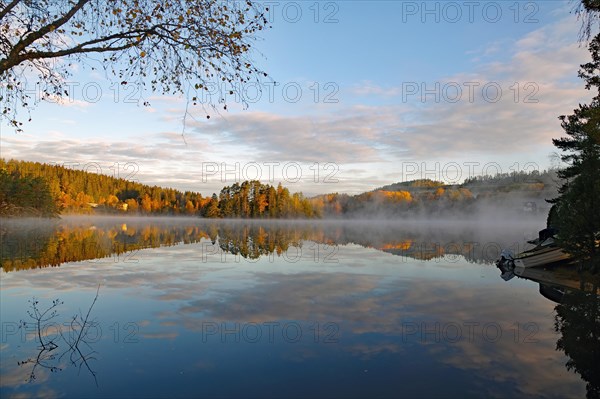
[1,216,598,398]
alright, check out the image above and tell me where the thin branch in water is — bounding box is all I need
[19,286,101,387]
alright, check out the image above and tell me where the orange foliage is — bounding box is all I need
[381,240,413,250]
[377,190,413,202]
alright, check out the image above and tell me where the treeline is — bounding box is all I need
[0,159,559,219]
[311,171,559,218]
[462,169,557,192]
[0,169,58,217]
[208,181,317,218]
[0,159,317,218]
[310,186,476,217]
[0,158,208,215]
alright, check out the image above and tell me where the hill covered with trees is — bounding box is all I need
[0,159,317,218]
[310,171,559,218]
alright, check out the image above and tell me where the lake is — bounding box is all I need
[1,216,598,398]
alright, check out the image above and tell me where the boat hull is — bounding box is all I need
[513,246,570,268]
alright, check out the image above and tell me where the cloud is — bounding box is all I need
[40,94,91,109]
[1,16,592,196]
[155,16,591,175]
[185,110,387,164]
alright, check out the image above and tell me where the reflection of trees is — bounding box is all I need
[217,223,305,259]
[554,289,600,399]
[1,219,211,272]
[214,221,528,264]
[497,263,600,398]
[306,222,525,264]
[1,219,536,271]
[18,288,100,386]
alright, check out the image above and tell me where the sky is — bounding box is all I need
[0,0,595,197]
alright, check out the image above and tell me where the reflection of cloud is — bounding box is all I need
[0,362,49,388]
[438,331,573,398]
[138,320,151,327]
[140,332,179,340]
[155,269,584,398]
[0,220,588,397]
[0,242,223,302]
[5,388,60,399]
[343,342,403,359]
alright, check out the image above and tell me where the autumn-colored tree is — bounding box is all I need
[185,200,195,215]
[106,195,119,208]
[125,198,138,212]
[0,159,212,215]
[214,180,316,218]
[141,194,153,213]
[203,194,221,218]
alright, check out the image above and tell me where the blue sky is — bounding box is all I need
[0,1,593,196]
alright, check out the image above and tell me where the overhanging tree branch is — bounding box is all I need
[0,0,21,20]
[4,0,91,69]
[1,0,270,131]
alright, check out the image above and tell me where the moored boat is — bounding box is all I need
[496,228,571,270]
[512,240,570,268]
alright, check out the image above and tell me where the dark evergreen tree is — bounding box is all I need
[0,168,58,217]
[549,33,600,272]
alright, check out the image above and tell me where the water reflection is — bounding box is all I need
[16,288,100,387]
[1,217,596,398]
[1,218,212,271]
[555,289,600,399]
[1,217,539,271]
[496,264,600,399]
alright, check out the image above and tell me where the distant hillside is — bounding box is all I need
[462,170,558,193]
[376,179,445,192]
[310,170,559,219]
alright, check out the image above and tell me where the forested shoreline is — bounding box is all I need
[1,158,559,219]
[0,159,316,218]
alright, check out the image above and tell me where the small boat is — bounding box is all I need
[496,228,571,270]
[512,237,570,268]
